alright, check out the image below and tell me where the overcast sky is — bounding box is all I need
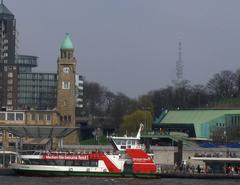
[5,0,240,97]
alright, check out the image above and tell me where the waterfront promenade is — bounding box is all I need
[63,145,240,166]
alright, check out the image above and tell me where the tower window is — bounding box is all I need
[62,81,70,89]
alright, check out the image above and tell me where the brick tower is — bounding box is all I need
[56,33,76,127]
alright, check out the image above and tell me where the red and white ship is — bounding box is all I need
[11,124,158,177]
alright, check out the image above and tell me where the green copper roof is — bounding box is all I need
[159,110,240,124]
[61,33,74,49]
[0,2,13,16]
[158,109,240,139]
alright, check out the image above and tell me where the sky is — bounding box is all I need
[5,0,240,97]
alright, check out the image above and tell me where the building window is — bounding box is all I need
[8,79,13,84]
[62,81,70,89]
[7,93,12,98]
[7,86,13,92]
[46,114,51,121]
[64,115,68,122]
[32,114,36,121]
[0,113,5,120]
[68,115,71,122]
[8,72,13,78]
[39,114,44,121]
[7,99,12,105]
[8,133,13,138]
[16,113,23,121]
[7,113,14,120]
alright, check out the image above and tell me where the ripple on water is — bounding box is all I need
[0,176,239,185]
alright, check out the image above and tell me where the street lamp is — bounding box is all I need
[224,130,227,144]
[142,106,151,131]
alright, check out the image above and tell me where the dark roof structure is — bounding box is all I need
[0,126,77,138]
[0,1,13,16]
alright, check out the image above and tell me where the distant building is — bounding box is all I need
[155,109,240,143]
[0,34,80,149]
[0,2,83,110]
[76,74,84,108]
[0,109,59,149]
[17,72,57,109]
[0,1,15,65]
[0,2,83,149]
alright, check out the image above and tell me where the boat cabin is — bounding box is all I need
[108,124,144,151]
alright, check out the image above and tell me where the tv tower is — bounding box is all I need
[176,41,183,82]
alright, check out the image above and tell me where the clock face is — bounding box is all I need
[63,67,70,74]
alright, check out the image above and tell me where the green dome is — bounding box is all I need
[61,33,74,49]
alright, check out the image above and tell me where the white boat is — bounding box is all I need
[11,124,158,177]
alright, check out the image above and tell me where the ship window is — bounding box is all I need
[73,160,82,166]
[54,160,65,166]
[121,140,126,145]
[89,160,98,167]
[30,159,42,165]
[115,140,121,145]
[82,160,89,166]
[22,159,31,165]
[120,146,126,149]
[65,160,74,166]
[46,160,56,166]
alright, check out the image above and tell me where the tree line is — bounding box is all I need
[80,69,240,134]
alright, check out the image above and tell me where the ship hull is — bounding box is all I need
[13,169,159,178]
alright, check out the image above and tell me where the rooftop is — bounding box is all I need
[61,33,74,49]
[0,1,13,16]
[159,109,240,124]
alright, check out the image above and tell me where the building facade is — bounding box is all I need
[0,2,15,65]
[76,74,84,108]
[155,109,240,143]
[17,72,57,109]
[0,2,84,110]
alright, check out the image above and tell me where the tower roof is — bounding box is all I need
[0,1,13,16]
[61,33,74,49]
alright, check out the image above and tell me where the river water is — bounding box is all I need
[0,176,239,185]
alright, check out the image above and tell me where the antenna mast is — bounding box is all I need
[176,41,183,82]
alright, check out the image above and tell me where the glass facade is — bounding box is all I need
[17,73,57,109]
[76,74,84,108]
[15,55,38,73]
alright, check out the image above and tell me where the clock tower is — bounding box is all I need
[56,33,76,127]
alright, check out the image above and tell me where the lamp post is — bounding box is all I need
[142,106,151,131]
[224,130,227,144]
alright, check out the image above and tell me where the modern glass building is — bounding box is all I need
[0,2,15,64]
[15,55,37,73]
[17,73,57,109]
[0,2,84,110]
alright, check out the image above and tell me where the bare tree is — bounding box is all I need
[207,70,237,99]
